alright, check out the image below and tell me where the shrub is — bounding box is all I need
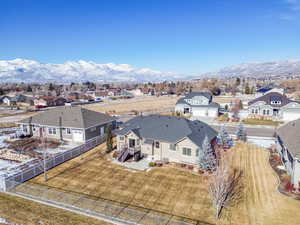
[112,151,118,159]
[149,162,156,167]
[188,165,194,170]
[284,180,295,192]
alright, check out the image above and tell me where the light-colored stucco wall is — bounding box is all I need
[116,132,209,165]
[292,160,300,188]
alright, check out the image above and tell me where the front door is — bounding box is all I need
[129,139,135,148]
[39,127,43,138]
[100,126,104,136]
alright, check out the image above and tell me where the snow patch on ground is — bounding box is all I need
[0,217,23,225]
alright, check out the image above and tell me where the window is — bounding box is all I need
[182,147,192,156]
[255,109,258,114]
[119,136,124,141]
[48,127,56,135]
[263,110,266,115]
[90,127,96,132]
[32,125,36,132]
[169,144,176,151]
[266,110,269,115]
[252,109,255,114]
[155,141,160,148]
[66,128,71,134]
[22,125,28,133]
[196,148,200,157]
[137,139,140,145]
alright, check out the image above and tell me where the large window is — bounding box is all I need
[119,136,125,141]
[48,127,56,135]
[182,147,192,156]
[155,141,160,148]
[169,144,176,151]
[22,125,28,133]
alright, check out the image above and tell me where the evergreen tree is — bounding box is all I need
[236,123,247,142]
[198,136,216,171]
[218,126,231,147]
[27,85,32,92]
[235,78,241,86]
[105,125,113,152]
[245,83,250,94]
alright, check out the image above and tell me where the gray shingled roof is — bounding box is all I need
[277,119,300,158]
[249,92,299,107]
[176,98,220,108]
[18,106,115,129]
[176,92,220,108]
[115,115,217,147]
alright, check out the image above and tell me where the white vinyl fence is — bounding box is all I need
[0,136,105,191]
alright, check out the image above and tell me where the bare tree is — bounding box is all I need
[208,152,243,219]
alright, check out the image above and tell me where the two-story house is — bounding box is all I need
[248,91,300,121]
[115,115,217,165]
[276,119,300,189]
[175,92,220,118]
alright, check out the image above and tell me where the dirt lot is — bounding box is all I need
[0,193,111,225]
[29,142,300,225]
[84,95,237,115]
[84,96,179,114]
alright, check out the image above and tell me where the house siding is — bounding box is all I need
[84,122,113,141]
[276,136,300,188]
[116,133,215,166]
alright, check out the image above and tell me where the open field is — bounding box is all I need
[29,142,300,225]
[0,192,111,225]
[84,96,180,114]
[84,95,238,115]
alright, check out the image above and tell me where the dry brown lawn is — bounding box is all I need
[84,96,179,114]
[30,142,300,225]
[0,192,112,225]
[84,95,236,115]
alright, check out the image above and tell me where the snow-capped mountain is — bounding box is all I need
[203,59,300,77]
[0,58,180,83]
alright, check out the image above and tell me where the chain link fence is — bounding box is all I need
[9,182,214,225]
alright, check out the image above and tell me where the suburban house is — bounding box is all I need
[248,91,300,121]
[18,106,116,143]
[175,92,220,118]
[255,87,284,97]
[115,115,217,165]
[0,96,14,106]
[276,119,300,189]
[34,96,56,108]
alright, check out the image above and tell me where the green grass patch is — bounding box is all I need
[242,119,282,126]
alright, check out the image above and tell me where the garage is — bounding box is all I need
[192,107,218,118]
[72,129,84,142]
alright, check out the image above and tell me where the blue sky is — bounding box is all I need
[1,0,300,75]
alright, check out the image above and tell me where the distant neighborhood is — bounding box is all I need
[0,75,300,225]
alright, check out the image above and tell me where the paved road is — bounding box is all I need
[212,125,275,137]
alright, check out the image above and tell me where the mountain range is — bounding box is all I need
[1,58,300,83]
[203,59,300,77]
[0,58,180,83]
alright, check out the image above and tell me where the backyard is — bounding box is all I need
[0,192,112,225]
[28,142,300,225]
